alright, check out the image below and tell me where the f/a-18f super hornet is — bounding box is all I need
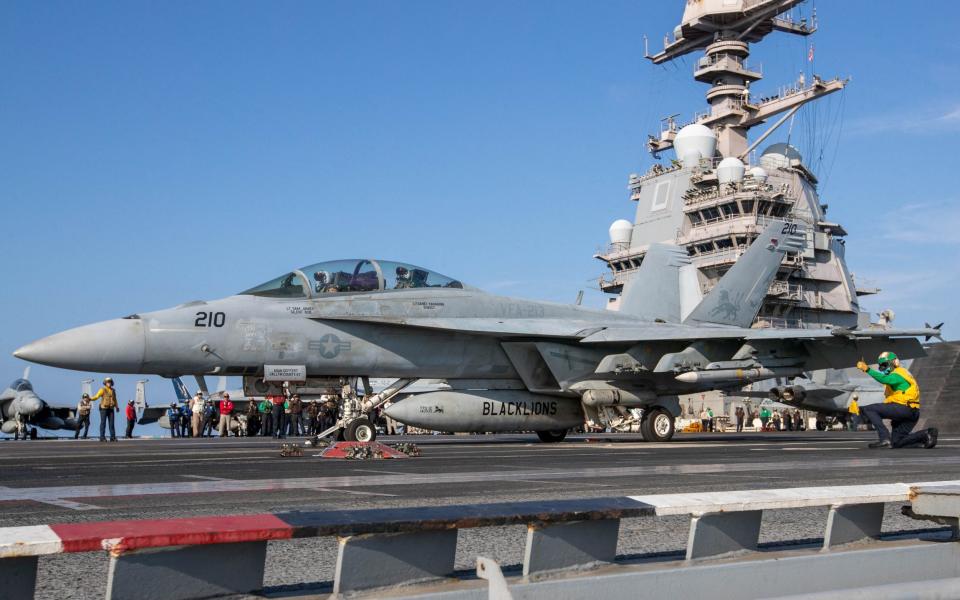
[14,221,940,443]
[735,367,891,430]
[0,369,77,439]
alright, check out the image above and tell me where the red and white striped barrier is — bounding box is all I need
[2,482,958,600]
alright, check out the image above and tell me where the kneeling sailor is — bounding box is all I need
[858,351,937,449]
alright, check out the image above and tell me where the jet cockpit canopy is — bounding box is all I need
[241,259,464,299]
[10,379,32,392]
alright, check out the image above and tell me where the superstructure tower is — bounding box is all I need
[598,0,871,329]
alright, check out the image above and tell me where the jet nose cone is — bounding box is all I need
[15,318,145,373]
[18,393,43,416]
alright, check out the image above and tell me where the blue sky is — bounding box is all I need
[1,1,958,433]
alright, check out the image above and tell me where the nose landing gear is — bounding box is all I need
[317,377,413,443]
[346,417,377,443]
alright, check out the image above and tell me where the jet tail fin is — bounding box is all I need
[172,377,191,402]
[683,220,806,328]
[618,243,691,323]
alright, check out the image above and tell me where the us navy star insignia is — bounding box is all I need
[309,334,352,359]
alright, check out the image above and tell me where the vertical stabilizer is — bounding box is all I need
[684,220,805,328]
[618,243,692,323]
[172,377,191,402]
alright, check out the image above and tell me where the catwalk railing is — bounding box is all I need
[3,481,960,599]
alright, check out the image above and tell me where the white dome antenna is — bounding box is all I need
[717,157,746,184]
[608,219,633,247]
[674,123,717,167]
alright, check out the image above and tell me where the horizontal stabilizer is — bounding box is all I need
[684,220,806,328]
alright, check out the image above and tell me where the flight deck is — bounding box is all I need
[4,432,960,599]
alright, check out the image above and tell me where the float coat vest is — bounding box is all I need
[884,367,920,409]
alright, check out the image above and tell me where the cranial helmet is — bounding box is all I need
[878,351,899,371]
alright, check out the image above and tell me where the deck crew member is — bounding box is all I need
[858,352,937,449]
[190,392,204,438]
[124,400,136,438]
[75,393,92,439]
[90,377,118,442]
[180,402,192,437]
[270,393,286,439]
[218,393,234,437]
[288,394,303,436]
[167,403,180,438]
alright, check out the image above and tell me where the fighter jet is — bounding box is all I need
[14,221,940,443]
[0,369,77,439]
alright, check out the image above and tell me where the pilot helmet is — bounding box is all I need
[127,400,134,405]
[223,393,230,399]
[396,266,409,278]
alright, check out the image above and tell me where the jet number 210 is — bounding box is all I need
[194,312,226,328]
[780,223,799,234]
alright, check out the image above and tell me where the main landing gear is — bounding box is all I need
[536,429,568,443]
[641,407,675,442]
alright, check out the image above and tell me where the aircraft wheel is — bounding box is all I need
[345,418,377,443]
[641,408,675,442]
[815,420,827,431]
[29,428,38,440]
[536,429,567,443]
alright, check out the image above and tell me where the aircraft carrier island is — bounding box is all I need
[2,1,958,599]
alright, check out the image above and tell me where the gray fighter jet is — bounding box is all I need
[0,369,77,439]
[13,221,939,443]
[736,366,893,430]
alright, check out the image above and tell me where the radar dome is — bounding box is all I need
[674,123,716,166]
[717,157,745,184]
[608,219,633,245]
[759,143,803,170]
[748,166,768,183]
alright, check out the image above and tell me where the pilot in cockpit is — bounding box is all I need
[395,266,413,289]
[313,271,330,294]
[314,271,335,293]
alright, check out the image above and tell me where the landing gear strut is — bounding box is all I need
[317,378,413,442]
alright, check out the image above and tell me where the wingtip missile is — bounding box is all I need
[925,322,945,342]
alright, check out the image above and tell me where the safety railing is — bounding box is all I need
[4,481,960,599]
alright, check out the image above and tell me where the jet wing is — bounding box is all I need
[314,317,600,338]
[578,326,942,344]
